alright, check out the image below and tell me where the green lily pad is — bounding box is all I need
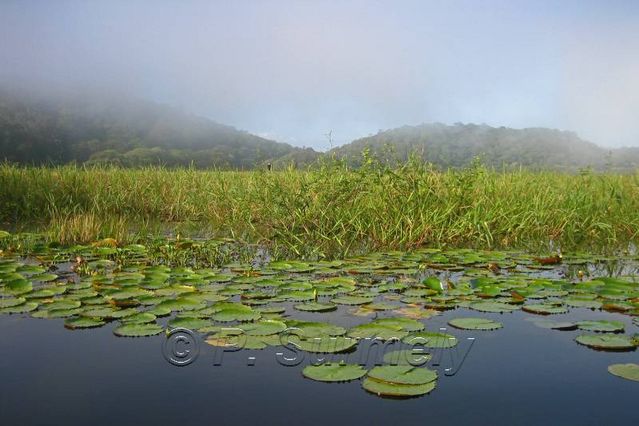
[0,301,38,314]
[239,320,287,336]
[285,320,346,338]
[113,322,163,337]
[529,319,577,330]
[374,317,425,332]
[294,302,337,312]
[64,317,106,329]
[293,335,358,353]
[367,365,437,385]
[575,334,638,350]
[331,295,373,306]
[448,317,503,330]
[382,349,431,366]
[0,297,26,308]
[470,301,519,313]
[362,377,436,397]
[347,323,408,341]
[522,304,568,315]
[608,363,639,382]
[120,312,157,324]
[167,316,212,329]
[302,363,367,382]
[403,331,458,348]
[576,320,624,333]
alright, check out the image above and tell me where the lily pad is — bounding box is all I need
[608,363,639,382]
[294,302,337,312]
[470,301,519,313]
[64,317,106,329]
[575,334,638,350]
[382,349,431,366]
[403,331,458,348]
[362,377,436,397]
[302,363,367,382]
[522,304,568,315]
[576,320,624,333]
[367,365,437,385]
[448,317,503,330]
[113,322,164,337]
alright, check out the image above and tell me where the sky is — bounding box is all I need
[1,0,638,150]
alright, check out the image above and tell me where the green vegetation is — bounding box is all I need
[2,239,639,398]
[334,122,639,171]
[2,159,639,258]
[0,89,317,168]
[4,90,639,171]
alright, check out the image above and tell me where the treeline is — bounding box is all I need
[2,89,639,171]
[0,88,317,168]
[330,123,639,171]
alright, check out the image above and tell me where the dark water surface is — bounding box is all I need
[2,307,637,426]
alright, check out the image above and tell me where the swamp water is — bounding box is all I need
[0,242,638,425]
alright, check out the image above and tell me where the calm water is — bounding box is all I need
[1,306,637,426]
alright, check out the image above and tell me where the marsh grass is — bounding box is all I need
[1,158,638,258]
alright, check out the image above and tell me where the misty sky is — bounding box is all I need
[1,0,638,150]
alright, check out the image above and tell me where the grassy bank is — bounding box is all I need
[1,160,638,258]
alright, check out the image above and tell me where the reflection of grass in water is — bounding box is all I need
[1,158,639,257]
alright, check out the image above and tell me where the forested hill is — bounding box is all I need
[0,89,318,168]
[2,90,638,170]
[330,123,639,171]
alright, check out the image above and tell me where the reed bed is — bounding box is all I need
[1,160,638,258]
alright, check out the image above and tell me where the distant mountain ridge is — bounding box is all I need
[0,88,318,168]
[330,122,639,171]
[1,90,638,170]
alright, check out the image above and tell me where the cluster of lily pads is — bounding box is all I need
[1,235,639,396]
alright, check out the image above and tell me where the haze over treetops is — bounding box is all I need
[2,89,638,170]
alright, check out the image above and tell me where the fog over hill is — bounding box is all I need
[1,90,638,170]
[0,89,317,168]
[330,123,639,170]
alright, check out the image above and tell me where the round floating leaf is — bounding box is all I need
[292,335,358,353]
[367,365,437,385]
[64,317,106,329]
[211,303,261,322]
[0,297,26,308]
[403,332,458,348]
[565,298,602,309]
[4,278,32,295]
[363,302,397,311]
[374,317,425,332]
[285,320,346,338]
[522,304,568,315]
[577,320,624,333]
[362,377,436,397]
[608,363,639,382]
[31,273,58,282]
[470,301,519,313]
[529,319,577,330]
[575,334,638,350]
[32,307,82,318]
[382,349,431,366]
[113,322,163,337]
[294,302,337,312]
[167,316,212,330]
[331,296,372,306]
[448,317,503,330]
[120,312,157,324]
[302,363,367,382]
[239,320,287,336]
[347,323,408,341]
[0,301,38,314]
